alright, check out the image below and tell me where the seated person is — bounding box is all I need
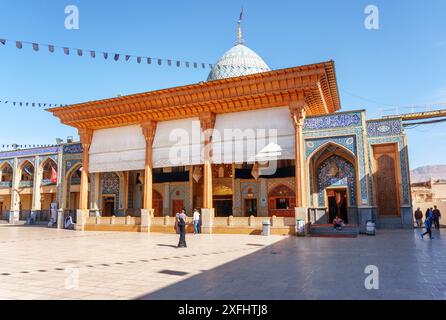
[333,215,343,230]
[64,215,75,230]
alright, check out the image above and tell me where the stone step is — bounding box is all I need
[309,225,359,238]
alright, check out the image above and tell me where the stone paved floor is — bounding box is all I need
[0,225,445,300]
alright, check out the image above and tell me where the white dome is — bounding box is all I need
[207,44,270,81]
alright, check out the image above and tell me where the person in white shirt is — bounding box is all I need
[193,208,201,234]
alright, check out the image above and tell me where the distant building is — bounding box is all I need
[412,178,446,203]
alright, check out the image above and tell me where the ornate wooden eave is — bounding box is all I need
[47,60,341,130]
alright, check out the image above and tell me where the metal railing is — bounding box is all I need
[19,181,33,188]
[0,181,12,188]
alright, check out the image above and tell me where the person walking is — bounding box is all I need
[414,208,423,228]
[425,207,433,220]
[432,205,441,230]
[421,209,434,239]
[193,208,201,235]
[177,208,187,248]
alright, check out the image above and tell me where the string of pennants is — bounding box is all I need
[0,144,58,151]
[0,100,66,108]
[0,37,266,71]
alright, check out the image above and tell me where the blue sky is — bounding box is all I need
[1,0,445,169]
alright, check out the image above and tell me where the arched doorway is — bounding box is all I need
[101,172,120,217]
[268,184,295,217]
[307,142,358,224]
[0,161,13,221]
[18,160,34,221]
[39,158,58,222]
[63,163,83,222]
[316,155,356,224]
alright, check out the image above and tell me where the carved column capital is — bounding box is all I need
[141,120,157,145]
[199,112,216,130]
[78,128,93,147]
[199,112,216,140]
[289,101,307,128]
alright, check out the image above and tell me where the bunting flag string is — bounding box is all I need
[0,144,59,151]
[0,100,66,108]
[0,37,269,72]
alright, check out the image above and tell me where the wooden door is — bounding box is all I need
[0,202,3,220]
[172,200,184,216]
[373,144,400,216]
[153,190,163,217]
[102,196,115,217]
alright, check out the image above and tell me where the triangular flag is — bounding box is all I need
[32,43,39,51]
[157,59,162,65]
[77,49,83,56]
[16,41,22,49]
[193,62,198,68]
[168,59,172,66]
[48,45,54,53]
[137,57,141,63]
[114,53,119,61]
[0,39,6,45]
[185,62,190,68]
[176,61,180,67]
[90,50,96,58]
[125,55,130,61]
[103,52,108,59]
[63,47,70,55]
[147,57,152,64]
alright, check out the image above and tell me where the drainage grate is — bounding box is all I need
[158,269,189,276]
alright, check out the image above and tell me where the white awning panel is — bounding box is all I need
[211,107,295,164]
[152,117,203,168]
[89,125,146,173]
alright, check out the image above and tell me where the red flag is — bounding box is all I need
[51,167,57,183]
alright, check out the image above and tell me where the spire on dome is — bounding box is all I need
[235,7,244,46]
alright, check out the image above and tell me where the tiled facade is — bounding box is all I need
[303,110,413,228]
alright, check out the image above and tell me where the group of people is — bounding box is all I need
[175,208,202,248]
[414,206,442,240]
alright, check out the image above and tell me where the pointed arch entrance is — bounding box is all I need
[308,141,358,224]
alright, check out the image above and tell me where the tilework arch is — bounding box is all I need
[306,141,359,208]
[303,127,369,206]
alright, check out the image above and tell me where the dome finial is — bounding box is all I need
[235,7,244,46]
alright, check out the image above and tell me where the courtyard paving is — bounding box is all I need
[0,225,445,300]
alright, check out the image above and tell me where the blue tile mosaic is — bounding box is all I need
[304,112,362,131]
[63,144,83,154]
[366,119,402,137]
[317,155,357,207]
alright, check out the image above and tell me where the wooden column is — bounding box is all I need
[141,120,157,210]
[199,113,216,233]
[78,129,92,210]
[200,112,216,209]
[289,101,307,208]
